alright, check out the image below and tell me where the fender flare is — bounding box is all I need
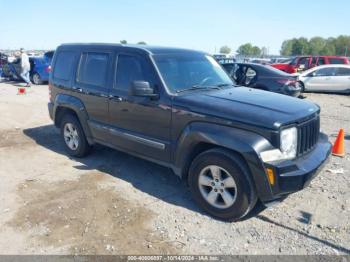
[173,122,274,200]
[53,94,94,144]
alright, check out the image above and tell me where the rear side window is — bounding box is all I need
[53,51,76,80]
[318,57,325,65]
[336,67,350,76]
[115,54,152,90]
[222,64,234,74]
[77,52,109,87]
[329,58,345,64]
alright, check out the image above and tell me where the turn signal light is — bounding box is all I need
[266,168,275,186]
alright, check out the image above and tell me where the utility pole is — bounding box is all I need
[345,46,348,57]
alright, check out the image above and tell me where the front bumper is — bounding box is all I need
[261,132,331,203]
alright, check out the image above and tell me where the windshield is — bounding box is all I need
[153,53,233,93]
[290,57,298,65]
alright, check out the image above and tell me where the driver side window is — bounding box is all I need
[115,54,154,91]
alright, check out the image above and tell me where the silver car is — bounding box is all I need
[298,64,350,93]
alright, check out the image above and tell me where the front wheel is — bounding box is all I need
[188,148,257,221]
[298,81,305,93]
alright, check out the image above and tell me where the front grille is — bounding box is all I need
[297,116,320,156]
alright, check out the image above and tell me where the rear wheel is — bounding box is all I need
[60,114,90,157]
[31,73,42,85]
[188,148,257,221]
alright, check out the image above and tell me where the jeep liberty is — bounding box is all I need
[48,44,331,221]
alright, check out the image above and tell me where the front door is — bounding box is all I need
[305,67,336,91]
[108,52,172,162]
[334,67,350,91]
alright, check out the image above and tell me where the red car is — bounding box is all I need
[272,56,350,74]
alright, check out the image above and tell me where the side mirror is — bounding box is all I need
[307,72,316,77]
[129,81,158,98]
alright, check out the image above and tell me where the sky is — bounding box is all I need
[0,0,349,54]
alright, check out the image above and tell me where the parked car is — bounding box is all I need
[1,51,54,84]
[1,58,21,80]
[222,62,301,97]
[297,64,350,93]
[0,52,8,68]
[29,57,51,84]
[48,43,331,221]
[272,56,350,74]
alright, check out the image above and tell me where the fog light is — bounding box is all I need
[266,168,275,186]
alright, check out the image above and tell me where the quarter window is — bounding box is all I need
[77,53,109,87]
[53,51,76,81]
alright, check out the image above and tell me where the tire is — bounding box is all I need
[188,148,257,221]
[60,114,91,157]
[298,81,305,93]
[31,73,42,85]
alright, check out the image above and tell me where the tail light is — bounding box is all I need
[277,79,297,86]
[45,65,51,73]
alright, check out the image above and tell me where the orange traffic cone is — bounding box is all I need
[17,87,26,95]
[332,129,345,157]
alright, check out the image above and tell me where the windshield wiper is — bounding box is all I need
[216,83,234,87]
[176,85,221,93]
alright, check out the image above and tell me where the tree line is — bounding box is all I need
[220,44,268,56]
[280,36,350,56]
[219,35,350,56]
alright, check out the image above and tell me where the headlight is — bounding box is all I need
[280,127,297,159]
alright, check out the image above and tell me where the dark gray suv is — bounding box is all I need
[48,43,331,221]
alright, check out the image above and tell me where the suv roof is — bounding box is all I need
[295,55,348,59]
[59,43,206,55]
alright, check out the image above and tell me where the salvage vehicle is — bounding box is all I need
[29,54,52,84]
[48,43,332,221]
[0,52,8,68]
[1,51,53,84]
[222,62,301,97]
[298,64,350,93]
[272,56,349,74]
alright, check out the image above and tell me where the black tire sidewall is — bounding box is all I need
[60,114,89,157]
[188,149,256,221]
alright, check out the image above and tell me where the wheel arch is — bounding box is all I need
[53,94,94,144]
[173,122,274,200]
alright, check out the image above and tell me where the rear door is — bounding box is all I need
[73,50,113,141]
[334,67,350,91]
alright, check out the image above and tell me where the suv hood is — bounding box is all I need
[173,87,319,130]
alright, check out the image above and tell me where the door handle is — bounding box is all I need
[72,87,83,92]
[109,94,123,102]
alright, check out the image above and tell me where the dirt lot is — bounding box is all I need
[0,82,349,255]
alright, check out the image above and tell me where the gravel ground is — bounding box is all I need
[0,81,349,255]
